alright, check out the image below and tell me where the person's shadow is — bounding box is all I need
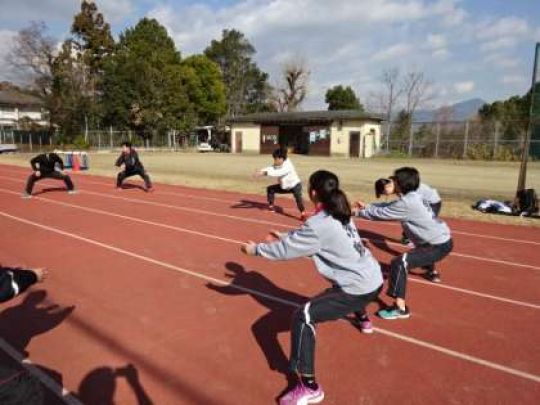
[33,187,71,196]
[206,262,387,402]
[357,228,403,256]
[0,289,75,403]
[207,262,303,375]
[231,199,301,220]
[0,290,75,357]
[119,183,147,192]
[75,364,153,405]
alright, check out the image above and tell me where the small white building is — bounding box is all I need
[228,110,383,157]
[0,90,48,129]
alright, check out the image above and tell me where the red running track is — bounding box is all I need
[0,163,539,404]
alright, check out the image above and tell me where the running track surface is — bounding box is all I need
[0,163,539,404]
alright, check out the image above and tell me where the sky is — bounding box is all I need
[0,0,538,111]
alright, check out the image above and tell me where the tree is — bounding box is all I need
[271,59,310,112]
[401,70,433,156]
[70,0,115,134]
[102,18,191,136]
[180,55,227,124]
[379,68,403,151]
[325,85,363,111]
[478,94,529,139]
[7,21,56,98]
[204,29,271,116]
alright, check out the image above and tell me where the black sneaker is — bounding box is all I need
[401,235,410,245]
[426,270,441,283]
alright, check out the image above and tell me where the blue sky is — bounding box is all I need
[1,0,539,111]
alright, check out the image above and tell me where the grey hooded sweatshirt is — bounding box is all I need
[256,211,383,295]
[358,191,451,245]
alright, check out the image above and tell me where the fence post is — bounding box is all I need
[109,126,113,149]
[29,133,33,152]
[407,120,414,157]
[39,133,42,151]
[98,132,101,150]
[434,123,440,158]
[494,121,500,158]
[463,120,469,159]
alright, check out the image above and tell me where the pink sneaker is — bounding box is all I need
[279,382,324,405]
[359,317,373,334]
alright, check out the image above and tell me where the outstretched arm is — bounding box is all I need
[243,222,320,260]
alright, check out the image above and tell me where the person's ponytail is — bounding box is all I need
[309,170,352,225]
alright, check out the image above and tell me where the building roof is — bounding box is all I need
[228,110,384,124]
[0,90,44,107]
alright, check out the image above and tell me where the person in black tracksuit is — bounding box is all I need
[0,266,46,303]
[115,142,152,191]
[0,266,47,404]
[23,153,75,198]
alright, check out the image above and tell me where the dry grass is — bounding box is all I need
[2,151,539,227]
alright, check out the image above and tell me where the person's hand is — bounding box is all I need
[353,200,366,210]
[32,268,48,283]
[35,171,41,177]
[241,241,257,256]
[252,170,264,179]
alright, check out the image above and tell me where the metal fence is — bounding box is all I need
[3,120,539,161]
[383,119,539,160]
[0,128,199,153]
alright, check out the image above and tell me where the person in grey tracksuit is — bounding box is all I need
[357,167,453,320]
[242,170,383,405]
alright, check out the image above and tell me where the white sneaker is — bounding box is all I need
[21,193,32,199]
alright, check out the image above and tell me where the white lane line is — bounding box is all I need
[2,175,540,271]
[0,209,539,384]
[0,337,82,404]
[1,187,539,311]
[4,174,540,273]
[3,169,540,246]
[63,173,540,246]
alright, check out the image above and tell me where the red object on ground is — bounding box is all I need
[71,154,80,172]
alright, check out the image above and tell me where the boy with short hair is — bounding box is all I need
[115,142,152,191]
[23,152,75,198]
[254,147,307,220]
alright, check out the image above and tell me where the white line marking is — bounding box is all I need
[0,209,539,384]
[3,169,540,246]
[1,187,539,309]
[2,174,540,272]
[0,337,82,404]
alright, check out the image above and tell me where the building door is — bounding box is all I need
[349,131,360,158]
[235,131,243,153]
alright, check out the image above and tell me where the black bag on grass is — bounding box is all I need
[514,189,538,217]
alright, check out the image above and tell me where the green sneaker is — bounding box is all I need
[378,305,410,320]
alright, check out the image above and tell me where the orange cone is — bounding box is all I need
[72,154,80,172]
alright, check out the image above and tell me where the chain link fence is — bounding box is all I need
[0,127,199,153]
[383,119,538,160]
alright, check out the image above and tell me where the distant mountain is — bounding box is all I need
[413,98,487,122]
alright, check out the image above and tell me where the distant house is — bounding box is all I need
[228,110,383,157]
[0,90,48,129]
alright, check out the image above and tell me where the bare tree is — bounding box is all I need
[7,21,56,97]
[402,70,433,156]
[272,59,310,112]
[380,68,403,151]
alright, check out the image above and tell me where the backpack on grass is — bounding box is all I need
[513,189,538,217]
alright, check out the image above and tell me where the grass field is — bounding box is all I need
[1,151,539,226]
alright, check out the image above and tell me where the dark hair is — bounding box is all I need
[309,170,351,225]
[393,167,420,195]
[374,178,392,198]
[272,147,287,160]
[121,141,132,148]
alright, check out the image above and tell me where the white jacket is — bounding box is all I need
[263,158,301,190]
